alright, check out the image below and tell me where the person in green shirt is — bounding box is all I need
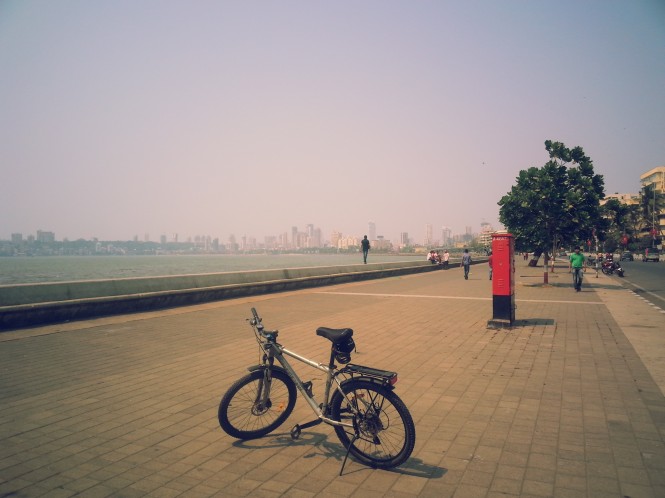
[568,246,586,292]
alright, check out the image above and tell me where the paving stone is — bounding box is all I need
[1,262,664,496]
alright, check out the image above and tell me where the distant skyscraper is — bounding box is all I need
[297,232,308,248]
[479,222,494,246]
[310,228,322,248]
[330,230,342,249]
[441,227,452,247]
[279,232,289,248]
[36,230,55,243]
[226,234,237,252]
[464,226,473,243]
[400,232,409,246]
[368,221,376,241]
[424,224,433,247]
[291,226,298,248]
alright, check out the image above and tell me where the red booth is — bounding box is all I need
[489,233,515,326]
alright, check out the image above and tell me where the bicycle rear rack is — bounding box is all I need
[340,363,398,385]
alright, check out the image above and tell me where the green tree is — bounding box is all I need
[639,184,665,248]
[624,204,644,239]
[600,198,632,252]
[498,141,605,276]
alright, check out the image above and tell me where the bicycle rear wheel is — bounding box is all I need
[329,379,415,469]
[218,369,296,439]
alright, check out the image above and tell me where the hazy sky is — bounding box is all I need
[1,1,664,244]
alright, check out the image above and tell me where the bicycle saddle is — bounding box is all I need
[316,327,353,342]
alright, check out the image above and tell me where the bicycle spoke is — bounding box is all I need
[219,370,296,439]
[338,385,409,462]
[221,309,415,468]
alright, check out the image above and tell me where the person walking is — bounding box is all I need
[443,250,450,269]
[568,246,586,291]
[488,251,493,280]
[361,235,370,264]
[461,249,472,279]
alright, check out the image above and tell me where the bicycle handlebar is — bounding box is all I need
[250,307,278,340]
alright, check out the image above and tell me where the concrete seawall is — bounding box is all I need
[0,260,483,330]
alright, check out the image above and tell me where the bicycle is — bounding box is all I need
[218,308,416,474]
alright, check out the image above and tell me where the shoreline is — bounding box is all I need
[1,259,485,330]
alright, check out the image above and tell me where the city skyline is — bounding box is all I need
[5,219,495,248]
[2,2,663,246]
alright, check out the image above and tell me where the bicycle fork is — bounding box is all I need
[253,359,275,415]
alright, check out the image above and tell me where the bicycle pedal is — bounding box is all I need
[290,424,301,440]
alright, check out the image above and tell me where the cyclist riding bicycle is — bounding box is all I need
[568,246,586,292]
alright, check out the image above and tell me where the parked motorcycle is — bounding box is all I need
[615,262,624,277]
[601,261,625,277]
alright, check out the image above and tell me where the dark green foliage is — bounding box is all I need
[639,184,665,248]
[498,141,605,260]
[640,184,665,231]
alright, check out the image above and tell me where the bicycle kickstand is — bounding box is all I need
[339,433,359,476]
[290,418,322,440]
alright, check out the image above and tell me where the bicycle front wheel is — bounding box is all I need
[218,369,296,439]
[330,379,415,469]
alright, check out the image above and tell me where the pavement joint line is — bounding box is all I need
[315,290,604,305]
[2,263,664,497]
[620,276,665,306]
[630,290,665,311]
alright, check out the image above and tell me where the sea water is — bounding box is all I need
[0,254,420,285]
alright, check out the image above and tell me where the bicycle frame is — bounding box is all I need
[258,339,354,429]
[247,307,400,437]
[219,308,415,475]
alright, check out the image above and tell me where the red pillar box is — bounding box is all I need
[488,233,515,327]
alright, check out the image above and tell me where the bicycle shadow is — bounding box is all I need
[233,431,446,479]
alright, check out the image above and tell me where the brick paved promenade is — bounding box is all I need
[1,261,664,497]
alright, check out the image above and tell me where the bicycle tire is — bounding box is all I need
[329,379,415,469]
[218,369,296,439]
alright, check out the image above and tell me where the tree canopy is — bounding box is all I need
[498,140,605,261]
[640,184,665,231]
